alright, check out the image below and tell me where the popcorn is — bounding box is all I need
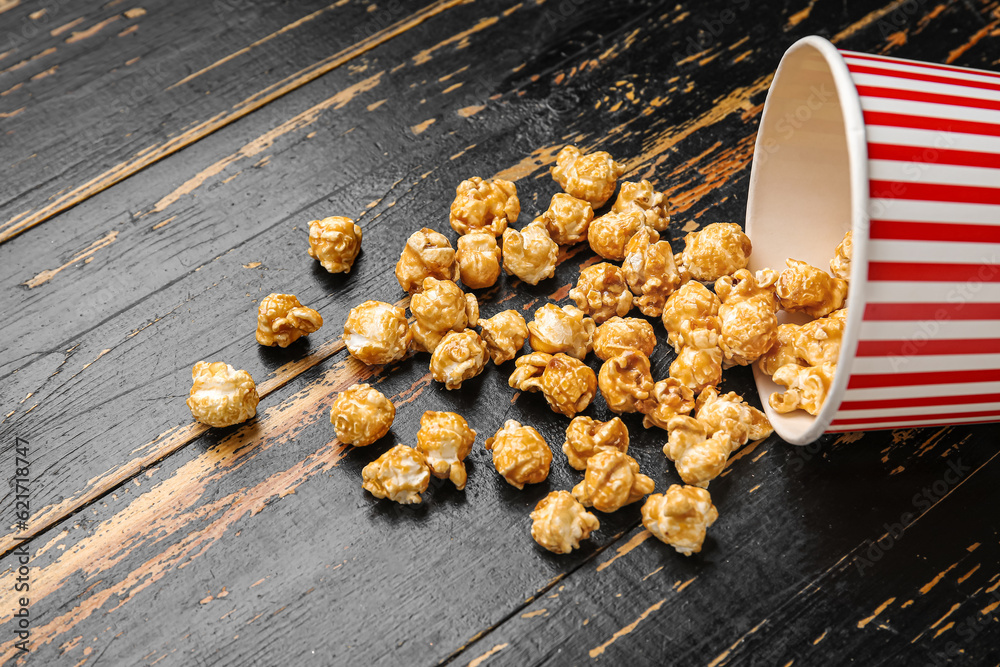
[307,216,362,274]
[479,309,529,364]
[775,258,847,318]
[663,416,731,488]
[612,179,670,232]
[343,300,412,366]
[530,491,600,554]
[592,316,656,361]
[568,262,633,323]
[641,485,718,556]
[456,231,502,289]
[661,282,724,392]
[623,226,683,317]
[330,384,395,447]
[769,362,837,415]
[572,450,654,513]
[758,310,846,376]
[562,415,629,471]
[485,419,552,489]
[396,228,460,294]
[539,193,593,245]
[429,329,488,389]
[415,411,476,489]
[409,278,479,353]
[509,352,597,418]
[830,230,852,280]
[695,386,773,446]
[675,222,752,282]
[362,444,431,505]
[527,303,595,360]
[255,293,324,348]
[186,361,259,428]
[449,177,520,237]
[598,351,655,414]
[502,220,559,285]
[588,210,648,261]
[669,347,723,395]
[551,145,625,208]
[714,269,780,366]
[641,378,695,430]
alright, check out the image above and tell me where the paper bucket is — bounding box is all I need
[745,36,1000,445]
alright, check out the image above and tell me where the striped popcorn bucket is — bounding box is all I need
[745,36,1000,445]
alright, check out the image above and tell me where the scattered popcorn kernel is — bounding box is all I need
[509,351,597,418]
[769,362,837,415]
[696,386,773,446]
[675,222,752,282]
[758,310,846,376]
[562,415,629,471]
[362,444,430,505]
[664,415,731,488]
[330,384,395,447]
[429,329,488,389]
[502,220,559,285]
[623,226,683,317]
[396,227,460,294]
[479,309,528,364]
[714,269,780,366]
[456,232,502,289]
[661,281,722,353]
[343,300,412,366]
[485,419,552,489]
[539,193,594,245]
[449,177,520,237]
[527,303,595,360]
[641,378,695,430]
[612,180,671,231]
[588,210,649,261]
[592,316,656,361]
[641,485,718,556]
[572,450,654,513]
[255,293,324,348]
[530,490,600,554]
[669,346,723,394]
[187,361,259,428]
[308,216,362,274]
[775,258,848,318]
[409,278,479,353]
[415,410,476,490]
[830,230,853,280]
[568,262,633,323]
[551,145,625,208]
[598,351,656,414]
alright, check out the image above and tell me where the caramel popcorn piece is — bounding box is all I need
[485,419,552,489]
[429,329,488,389]
[641,378,695,430]
[395,227,460,294]
[696,386,773,446]
[641,485,718,556]
[830,230,852,280]
[255,293,324,348]
[623,226,683,317]
[527,303,595,360]
[456,231,502,289]
[415,410,476,490]
[186,361,259,428]
[592,316,656,361]
[663,416,731,488]
[769,362,837,415]
[598,351,655,414]
[362,444,430,505]
[479,309,528,364]
[562,415,629,471]
[612,180,670,232]
[530,490,600,554]
[343,300,412,366]
[669,346,723,395]
[307,216,362,274]
[775,258,848,318]
[409,278,479,353]
[502,220,559,285]
[675,222,752,282]
[714,269,780,366]
[330,383,395,447]
[539,193,594,245]
[509,351,597,418]
[758,311,846,376]
[568,262,633,323]
[449,177,520,237]
[588,210,648,261]
[661,282,724,393]
[551,145,625,208]
[572,450,654,513]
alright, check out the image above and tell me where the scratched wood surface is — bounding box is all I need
[1,0,999,665]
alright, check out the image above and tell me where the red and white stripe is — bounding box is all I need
[828,50,1000,433]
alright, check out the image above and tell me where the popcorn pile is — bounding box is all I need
[184,144,853,559]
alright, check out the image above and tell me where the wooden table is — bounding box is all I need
[1,0,998,664]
